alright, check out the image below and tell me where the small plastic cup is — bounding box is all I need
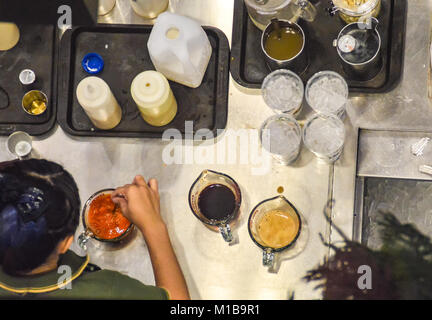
[6,131,32,159]
[261,69,304,118]
[302,114,345,163]
[260,114,302,165]
[305,71,348,119]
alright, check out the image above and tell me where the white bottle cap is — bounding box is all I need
[131,71,170,108]
[19,69,36,85]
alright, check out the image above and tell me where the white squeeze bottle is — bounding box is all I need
[131,71,177,127]
[76,76,122,130]
[147,12,212,88]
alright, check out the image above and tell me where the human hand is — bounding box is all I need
[111,176,165,235]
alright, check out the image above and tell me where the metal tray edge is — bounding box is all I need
[57,24,230,139]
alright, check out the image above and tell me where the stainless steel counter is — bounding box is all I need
[332,0,432,245]
[0,0,430,300]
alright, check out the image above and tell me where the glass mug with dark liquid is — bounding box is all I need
[248,195,301,268]
[189,170,242,243]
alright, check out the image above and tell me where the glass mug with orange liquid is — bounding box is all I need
[78,189,134,250]
[248,195,301,268]
[189,170,242,243]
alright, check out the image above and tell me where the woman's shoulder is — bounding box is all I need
[57,267,169,300]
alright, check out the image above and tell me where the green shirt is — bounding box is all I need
[0,251,169,300]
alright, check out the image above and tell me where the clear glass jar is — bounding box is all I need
[261,69,304,117]
[260,114,302,165]
[305,71,348,119]
[244,0,316,30]
[333,0,381,24]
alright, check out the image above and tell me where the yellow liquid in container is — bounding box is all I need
[258,209,300,249]
[264,27,304,61]
[29,100,47,115]
[131,71,177,127]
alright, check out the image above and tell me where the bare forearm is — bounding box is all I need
[140,224,190,300]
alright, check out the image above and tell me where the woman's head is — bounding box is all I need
[0,159,80,275]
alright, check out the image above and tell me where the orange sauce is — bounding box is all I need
[88,194,131,240]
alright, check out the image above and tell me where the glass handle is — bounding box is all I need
[77,230,93,251]
[263,248,275,267]
[219,224,233,243]
[296,0,317,22]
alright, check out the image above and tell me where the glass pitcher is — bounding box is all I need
[77,189,134,250]
[244,0,317,30]
[188,170,242,243]
[248,195,301,269]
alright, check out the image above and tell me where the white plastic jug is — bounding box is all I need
[147,12,212,88]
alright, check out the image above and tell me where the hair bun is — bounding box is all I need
[17,187,48,223]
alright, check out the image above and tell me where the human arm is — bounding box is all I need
[111,176,190,300]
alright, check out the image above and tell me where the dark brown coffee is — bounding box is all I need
[198,184,236,221]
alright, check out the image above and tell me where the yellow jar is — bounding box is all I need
[334,0,381,24]
[131,71,178,127]
[0,22,20,51]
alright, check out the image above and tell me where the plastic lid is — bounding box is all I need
[19,69,36,85]
[82,53,104,74]
[333,0,379,15]
[131,71,170,107]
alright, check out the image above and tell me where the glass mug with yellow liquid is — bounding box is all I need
[244,0,317,31]
[189,170,242,243]
[248,195,301,268]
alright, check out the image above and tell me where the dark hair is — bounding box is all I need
[0,159,80,275]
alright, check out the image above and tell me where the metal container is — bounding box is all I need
[261,19,308,74]
[333,17,382,81]
[21,90,48,116]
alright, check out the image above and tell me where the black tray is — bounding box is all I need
[0,24,58,136]
[230,0,407,93]
[58,24,230,138]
